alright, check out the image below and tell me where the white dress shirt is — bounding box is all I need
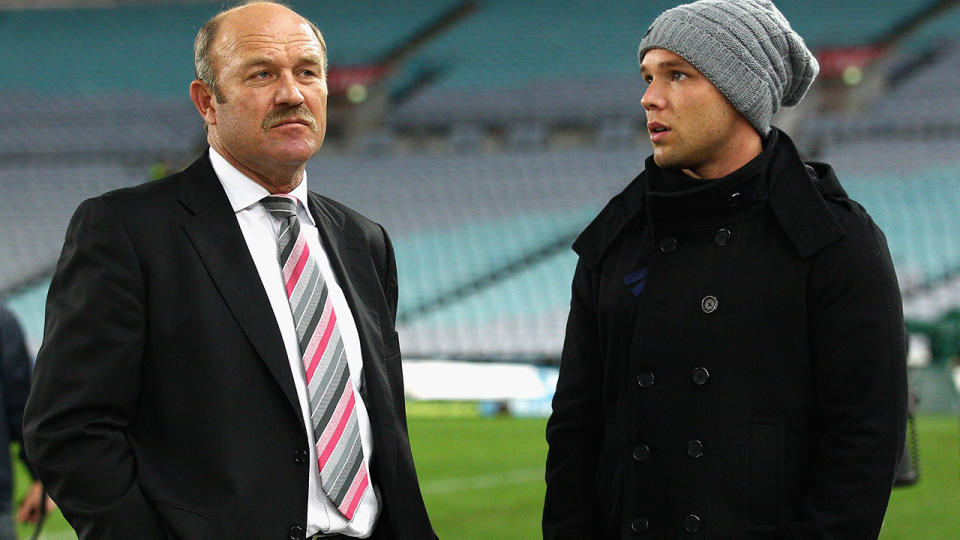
[210,148,380,538]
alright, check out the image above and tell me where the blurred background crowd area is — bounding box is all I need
[1,1,959,539]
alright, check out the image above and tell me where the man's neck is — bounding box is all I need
[208,139,305,194]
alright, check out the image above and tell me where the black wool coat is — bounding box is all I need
[544,130,907,539]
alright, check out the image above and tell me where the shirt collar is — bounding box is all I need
[208,147,315,226]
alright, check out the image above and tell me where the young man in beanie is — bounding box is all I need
[544,1,907,538]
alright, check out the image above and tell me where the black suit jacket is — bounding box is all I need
[23,154,437,540]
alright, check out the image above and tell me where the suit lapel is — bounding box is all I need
[307,193,388,406]
[177,155,303,421]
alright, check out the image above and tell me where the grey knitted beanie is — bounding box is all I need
[638,0,819,135]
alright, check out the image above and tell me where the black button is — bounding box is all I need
[687,440,704,458]
[631,517,650,533]
[659,237,678,253]
[293,450,308,464]
[726,192,741,207]
[715,228,732,246]
[288,524,305,540]
[633,444,651,462]
[692,367,710,386]
[637,371,655,388]
[683,514,702,533]
[701,296,718,313]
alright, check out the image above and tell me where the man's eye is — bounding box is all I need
[672,72,687,81]
[254,71,270,79]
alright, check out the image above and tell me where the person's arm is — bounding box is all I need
[23,198,170,540]
[0,307,56,523]
[0,306,33,470]
[543,259,604,539]
[786,210,907,539]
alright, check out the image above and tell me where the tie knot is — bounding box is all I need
[261,195,299,220]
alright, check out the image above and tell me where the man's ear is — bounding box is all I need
[190,80,218,126]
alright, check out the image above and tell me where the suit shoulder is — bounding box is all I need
[91,171,182,219]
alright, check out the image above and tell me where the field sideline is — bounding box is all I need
[12,414,958,539]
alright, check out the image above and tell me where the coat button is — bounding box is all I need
[691,367,710,386]
[687,440,705,458]
[701,296,718,313]
[637,371,655,388]
[726,192,741,207]
[683,514,702,533]
[293,450,308,464]
[659,237,678,253]
[288,524,305,539]
[631,517,650,533]
[633,444,651,462]
[714,228,732,246]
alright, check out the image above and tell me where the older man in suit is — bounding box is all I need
[23,3,436,539]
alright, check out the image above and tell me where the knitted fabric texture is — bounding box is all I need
[638,0,819,135]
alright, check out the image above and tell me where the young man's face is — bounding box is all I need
[640,48,752,179]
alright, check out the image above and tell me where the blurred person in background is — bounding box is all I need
[544,0,907,538]
[0,305,53,539]
[23,2,435,539]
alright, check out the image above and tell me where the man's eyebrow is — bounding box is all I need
[641,59,691,72]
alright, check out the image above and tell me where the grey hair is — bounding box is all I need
[193,1,328,103]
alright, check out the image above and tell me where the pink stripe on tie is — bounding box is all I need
[317,390,356,469]
[305,308,337,383]
[340,467,369,520]
[285,241,311,296]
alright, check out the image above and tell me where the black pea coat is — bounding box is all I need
[544,130,907,539]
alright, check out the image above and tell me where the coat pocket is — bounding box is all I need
[154,501,212,540]
[594,417,623,534]
[748,418,783,532]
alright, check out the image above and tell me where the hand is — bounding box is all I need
[16,481,56,524]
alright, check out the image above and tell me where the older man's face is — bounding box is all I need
[640,48,747,179]
[204,3,327,186]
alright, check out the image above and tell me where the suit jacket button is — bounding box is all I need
[288,524,305,539]
[715,228,732,246]
[637,371,655,388]
[293,450,308,464]
[692,367,710,386]
[633,444,651,462]
[659,237,678,253]
[687,440,704,458]
[631,517,650,533]
[683,514,702,533]
[701,296,718,313]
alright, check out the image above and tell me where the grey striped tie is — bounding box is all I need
[261,195,369,520]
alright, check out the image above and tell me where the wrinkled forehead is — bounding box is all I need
[215,7,324,62]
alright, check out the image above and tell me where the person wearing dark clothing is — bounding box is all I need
[0,305,50,540]
[543,1,907,538]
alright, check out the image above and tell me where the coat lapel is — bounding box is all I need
[306,193,389,407]
[176,155,303,420]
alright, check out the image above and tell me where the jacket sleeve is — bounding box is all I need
[22,198,171,540]
[787,208,907,539]
[543,258,605,539]
[0,306,34,475]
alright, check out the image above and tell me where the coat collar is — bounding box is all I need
[573,128,845,266]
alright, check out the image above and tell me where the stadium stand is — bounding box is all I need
[1,0,959,371]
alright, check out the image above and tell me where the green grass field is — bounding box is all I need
[11,413,958,539]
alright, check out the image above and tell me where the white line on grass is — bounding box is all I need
[421,467,544,495]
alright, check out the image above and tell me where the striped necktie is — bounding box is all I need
[261,195,369,520]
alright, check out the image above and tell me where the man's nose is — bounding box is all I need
[641,83,664,111]
[275,72,305,106]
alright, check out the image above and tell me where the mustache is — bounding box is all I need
[262,106,319,131]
